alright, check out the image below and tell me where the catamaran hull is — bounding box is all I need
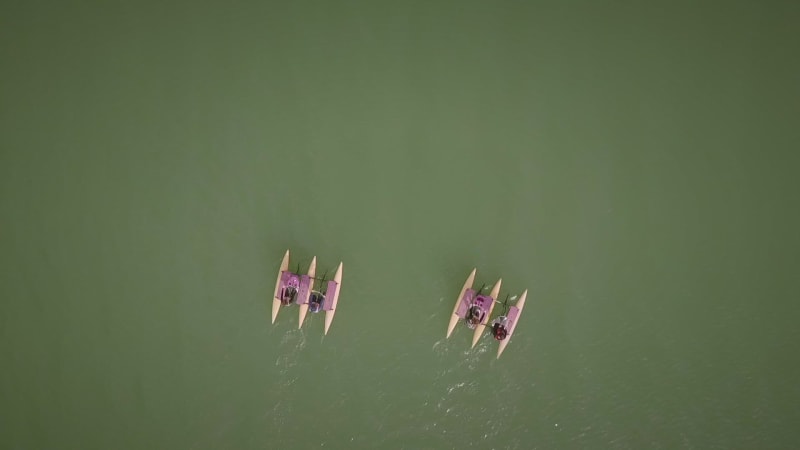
[471,278,502,348]
[272,250,290,324]
[497,290,527,358]
[323,262,343,335]
[447,269,476,338]
[298,257,317,328]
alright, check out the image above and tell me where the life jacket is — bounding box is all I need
[281,287,296,305]
[467,306,482,325]
[493,323,507,340]
[308,292,324,313]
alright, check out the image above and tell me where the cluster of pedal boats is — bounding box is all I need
[272,251,526,357]
[271,250,343,335]
[446,268,528,358]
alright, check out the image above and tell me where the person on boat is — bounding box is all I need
[308,291,324,313]
[491,317,508,340]
[466,304,483,327]
[280,286,297,305]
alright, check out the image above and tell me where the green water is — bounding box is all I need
[2,2,798,449]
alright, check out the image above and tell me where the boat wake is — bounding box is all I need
[462,343,489,371]
[274,328,306,389]
[431,338,446,354]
